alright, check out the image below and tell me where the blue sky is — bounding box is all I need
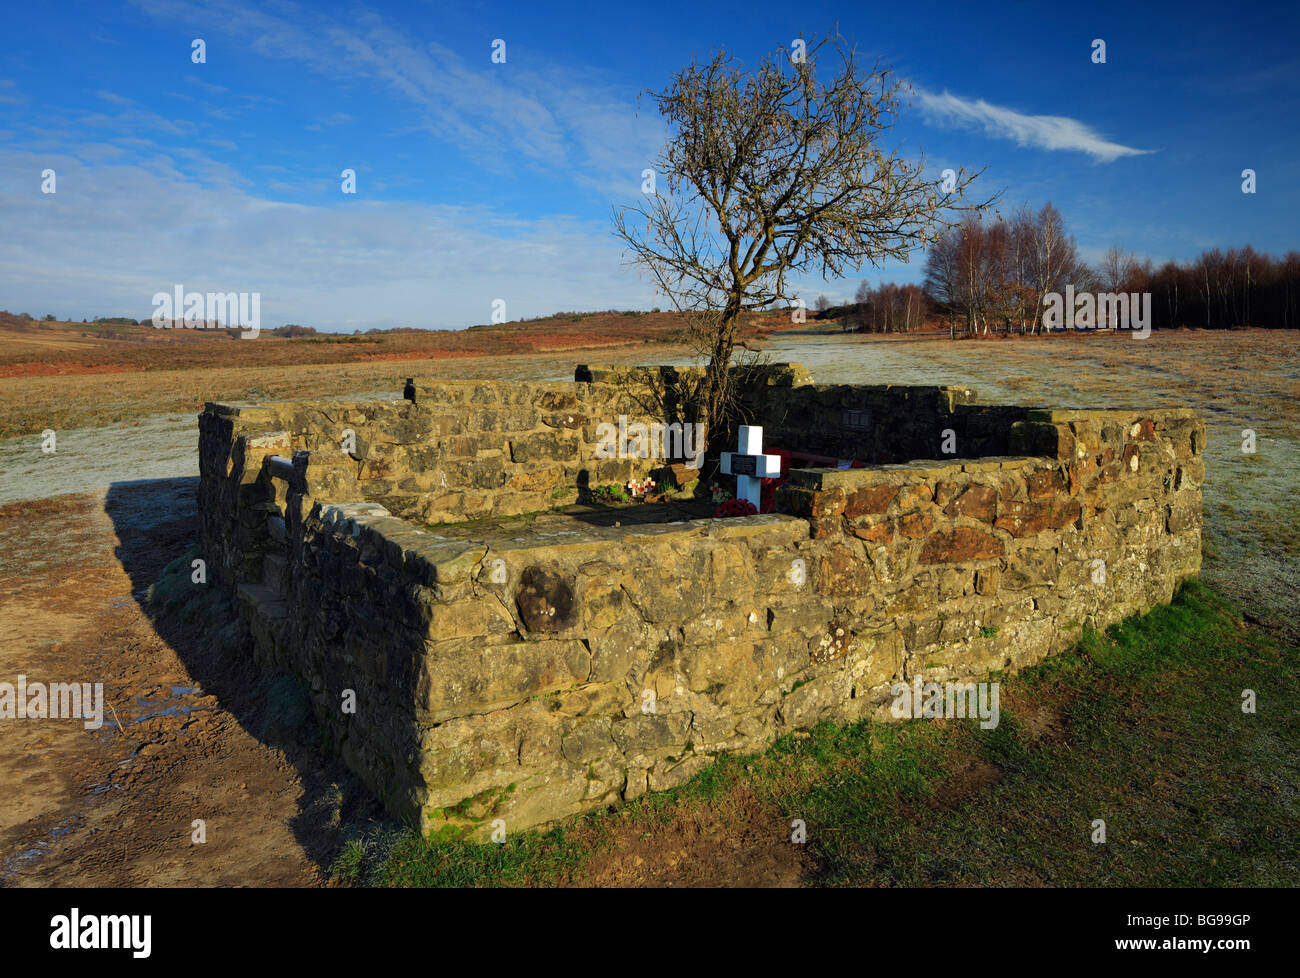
[2,0,1296,330]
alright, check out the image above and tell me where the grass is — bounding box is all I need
[352,580,1298,887]
[145,545,226,625]
[588,483,629,504]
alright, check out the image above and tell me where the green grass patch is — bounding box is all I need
[588,483,629,504]
[146,544,231,625]
[377,823,595,887]
[146,546,202,609]
[362,581,1298,887]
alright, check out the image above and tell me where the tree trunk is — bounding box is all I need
[701,299,742,451]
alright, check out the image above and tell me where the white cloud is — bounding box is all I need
[0,146,656,329]
[912,87,1153,163]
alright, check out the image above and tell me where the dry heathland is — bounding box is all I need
[0,310,798,438]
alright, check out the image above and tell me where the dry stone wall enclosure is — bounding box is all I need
[197,364,1204,839]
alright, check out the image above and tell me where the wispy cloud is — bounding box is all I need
[86,90,200,140]
[912,86,1154,163]
[0,79,28,106]
[185,76,228,95]
[129,0,663,194]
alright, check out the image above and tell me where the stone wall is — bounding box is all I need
[196,368,1204,839]
[775,406,1205,662]
[199,376,697,535]
[580,362,1032,463]
[736,385,1034,463]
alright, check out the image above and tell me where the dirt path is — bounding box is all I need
[0,482,375,887]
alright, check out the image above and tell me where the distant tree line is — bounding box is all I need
[820,202,1300,336]
[919,203,1299,335]
[814,285,931,334]
[1135,246,1300,331]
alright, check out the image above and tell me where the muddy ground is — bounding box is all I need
[0,483,386,886]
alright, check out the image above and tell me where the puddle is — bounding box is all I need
[130,701,209,723]
[1,843,49,880]
[0,816,79,881]
[49,819,76,839]
[96,685,211,737]
[127,685,211,724]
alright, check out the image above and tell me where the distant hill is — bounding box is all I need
[0,308,797,379]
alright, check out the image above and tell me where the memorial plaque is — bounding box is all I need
[729,454,758,476]
[842,408,871,431]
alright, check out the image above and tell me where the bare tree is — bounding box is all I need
[848,278,870,332]
[957,215,985,334]
[1029,203,1076,334]
[1099,244,1139,326]
[923,227,961,337]
[613,30,987,441]
[1008,204,1036,333]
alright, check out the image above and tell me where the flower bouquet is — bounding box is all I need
[712,497,757,519]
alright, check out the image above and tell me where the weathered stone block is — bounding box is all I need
[611,713,692,753]
[649,754,713,791]
[900,510,937,538]
[418,638,591,721]
[851,519,894,544]
[944,484,998,521]
[995,498,1082,537]
[561,717,615,764]
[780,672,846,728]
[425,598,514,642]
[515,564,579,633]
[817,542,873,592]
[845,484,898,516]
[918,527,1005,564]
[848,626,904,689]
[510,430,578,464]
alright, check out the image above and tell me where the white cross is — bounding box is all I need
[721,425,781,510]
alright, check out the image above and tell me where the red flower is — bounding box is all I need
[713,498,758,519]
